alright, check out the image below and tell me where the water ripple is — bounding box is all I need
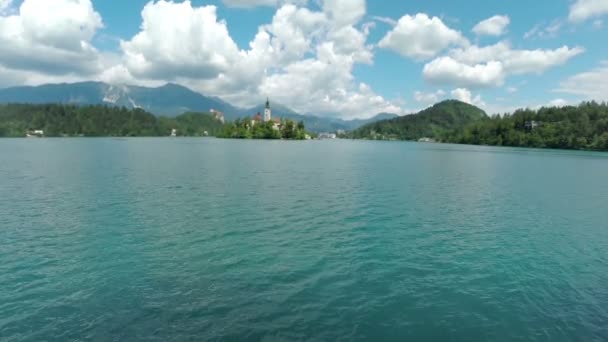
[1,139,608,341]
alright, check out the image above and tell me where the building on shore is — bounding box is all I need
[210,109,225,124]
[525,121,539,130]
[170,128,177,137]
[251,112,263,127]
[26,130,44,138]
[318,132,337,139]
[270,118,281,131]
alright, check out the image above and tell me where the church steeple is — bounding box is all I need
[264,97,272,122]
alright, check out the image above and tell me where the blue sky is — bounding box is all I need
[0,0,607,118]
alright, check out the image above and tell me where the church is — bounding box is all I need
[251,98,281,130]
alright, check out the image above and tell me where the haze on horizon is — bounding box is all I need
[0,0,606,119]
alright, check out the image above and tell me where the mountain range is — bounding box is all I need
[0,82,397,133]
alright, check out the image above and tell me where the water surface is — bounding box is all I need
[1,138,607,341]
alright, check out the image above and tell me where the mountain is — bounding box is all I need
[352,100,487,140]
[0,82,241,119]
[0,82,397,133]
[341,113,399,131]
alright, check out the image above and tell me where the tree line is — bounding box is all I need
[440,102,608,151]
[351,100,608,152]
[0,104,223,137]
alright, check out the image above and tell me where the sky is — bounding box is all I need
[0,0,607,119]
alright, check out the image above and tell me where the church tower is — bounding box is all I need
[264,98,271,122]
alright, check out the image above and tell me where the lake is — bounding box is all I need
[1,138,607,341]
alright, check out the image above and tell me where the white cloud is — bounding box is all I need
[423,41,584,88]
[507,86,518,93]
[378,13,467,60]
[503,46,584,74]
[121,2,241,80]
[472,15,510,36]
[451,88,485,107]
[557,61,608,101]
[569,0,608,23]
[120,1,326,84]
[0,0,104,75]
[323,0,365,28]
[423,57,505,88]
[257,42,400,118]
[448,42,584,74]
[327,25,373,63]
[115,0,397,119]
[414,89,446,104]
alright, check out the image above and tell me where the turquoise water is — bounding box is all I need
[1,138,608,341]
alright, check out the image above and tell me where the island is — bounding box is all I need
[217,99,311,140]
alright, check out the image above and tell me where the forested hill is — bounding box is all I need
[0,104,223,137]
[442,101,608,151]
[352,100,487,140]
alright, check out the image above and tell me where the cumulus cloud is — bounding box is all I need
[504,46,584,74]
[115,0,397,118]
[423,57,505,88]
[451,88,485,107]
[378,13,467,60]
[323,0,366,28]
[423,41,584,88]
[449,42,584,74]
[557,61,608,101]
[414,89,446,105]
[569,0,608,23]
[121,2,241,80]
[257,42,401,118]
[0,0,104,75]
[472,15,510,36]
[10,0,589,120]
